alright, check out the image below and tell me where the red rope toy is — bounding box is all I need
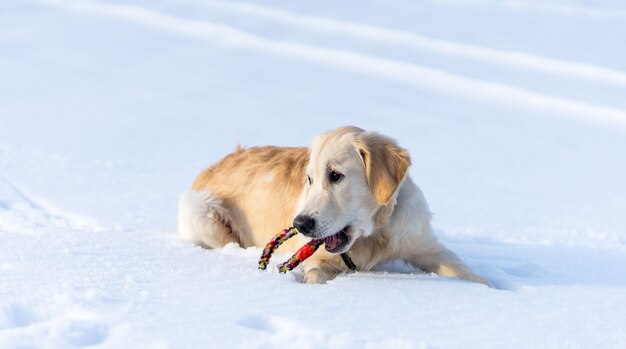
[258,227,356,273]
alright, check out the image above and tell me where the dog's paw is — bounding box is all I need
[303,269,330,284]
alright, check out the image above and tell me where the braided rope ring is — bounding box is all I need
[277,239,323,273]
[258,227,299,271]
[258,226,357,273]
[258,226,324,273]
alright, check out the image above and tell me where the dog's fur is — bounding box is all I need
[178,126,488,285]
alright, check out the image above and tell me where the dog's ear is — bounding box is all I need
[354,132,411,206]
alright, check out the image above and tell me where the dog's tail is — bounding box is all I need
[177,190,236,248]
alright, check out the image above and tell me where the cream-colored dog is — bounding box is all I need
[178,126,488,285]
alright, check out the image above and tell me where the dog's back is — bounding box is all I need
[179,146,308,250]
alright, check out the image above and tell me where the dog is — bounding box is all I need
[178,126,488,285]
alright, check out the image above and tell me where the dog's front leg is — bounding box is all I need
[407,241,490,287]
[301,256,343,284]
[302,266,331,284]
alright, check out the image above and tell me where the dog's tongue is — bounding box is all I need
[324,230,349,251]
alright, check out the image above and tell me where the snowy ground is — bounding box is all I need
[2,0,626,348]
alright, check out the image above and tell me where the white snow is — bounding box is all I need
[1,0,626,348]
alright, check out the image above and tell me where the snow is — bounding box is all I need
[1,0,626,347]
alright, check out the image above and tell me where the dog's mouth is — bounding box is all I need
[323,226,351,253]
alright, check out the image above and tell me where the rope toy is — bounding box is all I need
[258,227,356,273]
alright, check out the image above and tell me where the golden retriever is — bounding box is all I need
[178,126,488,285]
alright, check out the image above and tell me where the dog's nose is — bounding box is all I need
[293,215,316,236]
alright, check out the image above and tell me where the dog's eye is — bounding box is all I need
[307,175,312,185]
[329,170,343,183]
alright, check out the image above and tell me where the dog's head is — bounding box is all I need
[293,126,410,253]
